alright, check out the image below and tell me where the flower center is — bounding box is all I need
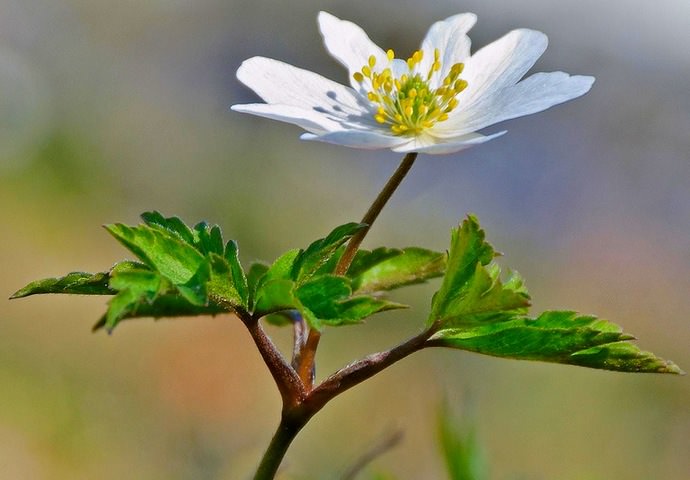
[353,48,467,136]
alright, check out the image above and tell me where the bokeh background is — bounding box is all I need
[2,0,689,478]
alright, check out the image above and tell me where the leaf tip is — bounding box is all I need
[665,361,685,375]
[9,289,25,300]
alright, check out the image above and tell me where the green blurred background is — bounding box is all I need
[2,0,688,478]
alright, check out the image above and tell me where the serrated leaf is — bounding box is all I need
[295,275,406,329]
[429,217,529,327]
[348,247,447,293]
[292,222,366,283]
[428,311,683,374]
[252,250,302,318]
[223,240,248,305]
[253,279,297,318]
[208,253,244,308]
[141,211,196,245]
[194,222,225,256]
[12,272,113,298]
[246,262,269,310]
[10,261,146,298]
[176,261,211,306]
[105,223,207,285]
[105,269,169,330]
[92,294,228,331]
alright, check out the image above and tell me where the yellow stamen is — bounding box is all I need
[352,47,468,136]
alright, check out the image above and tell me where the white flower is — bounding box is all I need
[231,12,594,155]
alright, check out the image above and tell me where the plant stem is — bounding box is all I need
[295,152,419,389]
[242,313,306,406]
[253,323,437,480]
[253,152,421,479]
[253,413,307,480]
[335,151,418,275]
[308,322,438,409]
[296,329,319,389]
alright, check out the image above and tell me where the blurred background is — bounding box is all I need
[2,0,688,478]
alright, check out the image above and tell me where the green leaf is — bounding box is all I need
[142,212,247,309]
[10,261,145,298]
[246,262,269,310]
[223,240,248,306]
[429,216,529,328]
[292,222,366,283]
[429,311,684,374]
[141,211,196,245]
[348,247,447,293]
[104,269,169,331]
[251,249,303,319]
[105,223,207,285]
[92,294,227,332]
[12,272,113,298]
[253,279,297,318]
[176,261,211,306]
[194,222,225,256]
[263,249,301,283]
[208,253,244,308]
[295,275,405,329]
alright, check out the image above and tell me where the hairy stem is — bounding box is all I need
[241,312,306,406]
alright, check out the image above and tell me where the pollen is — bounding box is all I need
[352,48,467,136]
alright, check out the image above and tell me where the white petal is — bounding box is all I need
[391,131,507,155]
[419,13,476,81]
[235,56,368,118]
[461,29,548,105]
[318,11,388,89]
[301,129,407,150]
[231,103,343,135]
[437,72,594,136]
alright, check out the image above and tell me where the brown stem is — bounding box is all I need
[252,152,421,479]
[252,322,438,480]
[335,151,418,275]
[307,322,438,411]
[296,329,320,390]
[241,312,306,406]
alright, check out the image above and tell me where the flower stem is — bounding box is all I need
[295,152,418,386]
[335,151,418,275]
[254,152,420,479]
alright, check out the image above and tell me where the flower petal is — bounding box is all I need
[317,11,388,89]
[391,131,507,155]
[461,29,548,105]
[419,13,476,82]
[436,71,594,136]
[235,56,368,118]
[231,103,343,135]
[301,129,407,150]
